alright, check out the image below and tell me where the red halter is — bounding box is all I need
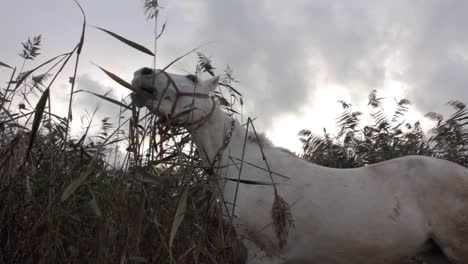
[160,71,216,127]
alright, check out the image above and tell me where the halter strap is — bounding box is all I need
[168,97,216,127]
[159,71,216,127]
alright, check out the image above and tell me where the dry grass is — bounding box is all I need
[0,2,244,263]
[271,194,294,250]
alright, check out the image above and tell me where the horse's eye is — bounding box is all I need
[186,74,198,83]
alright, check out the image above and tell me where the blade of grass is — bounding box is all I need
[169,186,189,252]
[94,64,153,98]
[158,47,198,74]
[219,82,242,96]
[14,53,69,90]
[0,61,13,69]
[135,168,162,185]
[224,178,274,185]
[65,0,86,124]
[88,188,103,218]
[61,157,98,202]
[0,108,34,124]
[135,168,180,185]
[77,90,131,110]
[156,20,167,40]
[63,1,87,172]
[25,87,49,158]
[74,0,86,55]
[93,26,155,56]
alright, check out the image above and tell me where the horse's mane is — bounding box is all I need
[216,101,297,157]
[247,131,297,157]
[247,131,273,148]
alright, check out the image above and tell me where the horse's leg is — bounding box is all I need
[245,253,278,264]
[417,162,468,263]
[430,235,468,263]
[417,250,451,264]
[430,212,468,263]
[242,239,275,264]
[405,238,450,264]
[242,239,290,264]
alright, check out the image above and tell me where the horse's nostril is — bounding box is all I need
[141,67,153,75]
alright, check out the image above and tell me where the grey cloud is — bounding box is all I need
[191,0,317,127]
[187,0,468,128]
[191,0,388,128]
[5,0,468,134]
[397,1,468,112]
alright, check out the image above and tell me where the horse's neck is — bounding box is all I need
[191,107,246,169]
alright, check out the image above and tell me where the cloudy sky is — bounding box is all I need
[2,0,468,152]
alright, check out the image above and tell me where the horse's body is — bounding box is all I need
[131,67,468,263]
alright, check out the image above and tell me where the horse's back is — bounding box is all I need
[304,155,468,263]
[328,155,468,263]
[243,155,468,263]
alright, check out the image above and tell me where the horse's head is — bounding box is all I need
[131,67,219,126]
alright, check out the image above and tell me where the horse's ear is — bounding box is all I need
[204,76,220,93]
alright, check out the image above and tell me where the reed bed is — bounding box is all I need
[0,1,244,263]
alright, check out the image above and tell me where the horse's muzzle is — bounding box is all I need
[130,92,147,107]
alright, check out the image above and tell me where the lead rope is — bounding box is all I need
[204,118,236,175]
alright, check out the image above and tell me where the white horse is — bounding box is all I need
[131,67,468,264]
